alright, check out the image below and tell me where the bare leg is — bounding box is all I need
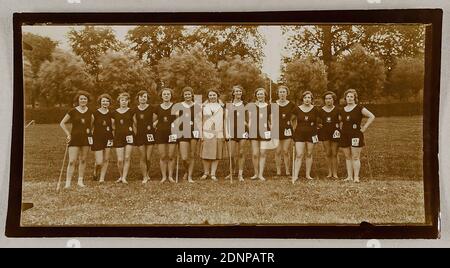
[258,148,267,181]
[282,139,292,176]
[168,144,177,182]
[145,145,154,180]
[227,140,237,178]
[331,142,339,178]
[158,144,168,182]
[138,145,148,182]
[293,142,305,182]
[94,150,103,180]
[342,147,353,181]
[211,160,219,180]
[121,145,133,183]
[202,159,211,179]
[275,141,283,176]
[77,146,89,187]
[65,146,80,188]
[237,140,246,180]
[251,140,260,179]
[179,141,190,180]
[305,142,315,180]
[99,148,111,182]
[351,147,362,182]
[188,140,197,181]
[116,147,125,182]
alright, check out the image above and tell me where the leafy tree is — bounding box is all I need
[127,25,188,66]
[282,56,328,103]
[190,26,265,67]
[217,55,265,101]
[156,45,220,99]
[361,25,425,71]
[329,45,386,102]
[22,33,58,107]
[67,26,122,83]
[389,57,424,102]
[97,50,158,104]
[282,25,364,68]
[37,50,93,106]
[23,58,34,106]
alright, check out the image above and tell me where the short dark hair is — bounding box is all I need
[231,85,244,101]
[181,87,194,98]
[301,90,314,102]
[117,92,130,102]
[159,88,174,99]
[277,86,290,96]
[73,90,91,106]
[343,89,359,104]
[97,93,112,106]
[135,90,150,102]
[254,87,267,98]
[322,91,337,102]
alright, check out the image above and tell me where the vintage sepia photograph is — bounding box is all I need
[14,13,437,233]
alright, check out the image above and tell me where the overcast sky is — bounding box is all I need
[22,25,288,81]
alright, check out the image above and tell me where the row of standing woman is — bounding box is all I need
[59,86,375,189]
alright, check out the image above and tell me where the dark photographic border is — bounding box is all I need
[7,9,442,238]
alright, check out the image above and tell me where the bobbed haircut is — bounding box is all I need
[231,85,244,101]
[343,88,359,104]
[97,93,112,106]
[322,91,337,102]
[254,87,267,98]
[158,88,174,99]
[135,90,150,102]
[277,85,290,96]
[117,92,130,102]
[301,90,314,102]
[181,87,195,98]
[73,90,91,106]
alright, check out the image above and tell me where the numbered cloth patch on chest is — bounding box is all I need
[352,138,360,147]
[126,135,134,144]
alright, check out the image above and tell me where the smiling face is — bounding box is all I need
[100,97,110,109]
[138,93,148,105]
[303,93,312,105]
[324,94,334,106]
[233,87,243,100]
[346,92,356,105]
[256,90,266,102]
[184,91,193,102]
[208,91,218,103]
[161,90,172,102]
[119,97,129,108]
[78,95,88,107]
[278,88,288,100]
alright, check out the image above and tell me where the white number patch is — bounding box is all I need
[284,129,292,137]
[242,132,249,139]
[88,137,93,145]
[352,138,360,147]
[312,135,319,144]
[147,134,155,142]
[169,134,178,143]
[107,140,113,147]
[126,135,134,144]
[333,130,341,139]
[264,131,271,140]
[192,131,200,139]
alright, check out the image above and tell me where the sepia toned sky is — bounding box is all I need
[22,25,287,81]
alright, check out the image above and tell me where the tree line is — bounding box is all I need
[23,25,425,108]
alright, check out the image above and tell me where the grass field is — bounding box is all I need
[21,116,425,226]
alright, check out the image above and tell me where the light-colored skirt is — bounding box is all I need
[200,138,224,160]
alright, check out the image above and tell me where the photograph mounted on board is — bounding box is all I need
[19,21,429,229]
